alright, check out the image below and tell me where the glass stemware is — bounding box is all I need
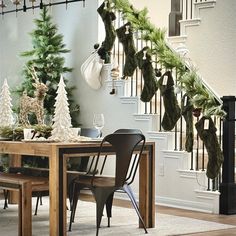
[93,113,104,137]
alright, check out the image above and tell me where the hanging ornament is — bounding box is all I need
[192,108,202,117]
[142,50,147,60]
[104,0,108,10]
[155,68,162,77]
[11,0,21,5]
[110,64,119,95]
[125,25,130,34]
[29,0,36,13]
[11,0,21,16]
[0,0,6,16]
[0,0,6,8]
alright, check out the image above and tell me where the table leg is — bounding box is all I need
[139,147,155,228]
[49,147,60,236]
[49,147,67,236]
[21,181,32,236]
[9,154,22,203]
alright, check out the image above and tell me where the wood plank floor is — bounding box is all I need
[1,192,236,235]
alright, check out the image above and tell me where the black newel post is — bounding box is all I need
[169,0,182,36]
[220,96,236,214]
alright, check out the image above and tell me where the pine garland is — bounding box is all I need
[112,0,226,118]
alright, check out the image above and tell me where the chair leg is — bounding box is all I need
[93,188,115,236]
[105,193,114,227]
[40,195,43,205]
[34,195,40,216]
[68,183,81,231]
[3,189,8,209]
[123,184,148,234]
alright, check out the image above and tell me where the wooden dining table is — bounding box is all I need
[0,140,155,236]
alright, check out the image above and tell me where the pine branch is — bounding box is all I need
[112,0,225,118]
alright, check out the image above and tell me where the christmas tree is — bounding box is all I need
[0,79,14,127]
[50,75,74,141]
[17,6,79,125]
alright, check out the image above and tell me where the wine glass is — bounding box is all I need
[93,113,105,137]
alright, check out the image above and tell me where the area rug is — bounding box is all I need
[0,197,235,236]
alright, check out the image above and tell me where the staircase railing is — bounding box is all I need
[111,0,235,214]
[220,96,236,214]
[111,9,225,192]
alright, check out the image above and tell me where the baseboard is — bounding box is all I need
[157,194,219,214]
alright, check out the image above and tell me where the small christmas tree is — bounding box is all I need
[50,75,74,141]
[17,6,79,125]
[0,79,14,127]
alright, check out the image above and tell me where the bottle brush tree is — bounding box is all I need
[16,6,79,126]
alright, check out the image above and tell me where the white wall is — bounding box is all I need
[183,0,236,96]
[130,0,170,29]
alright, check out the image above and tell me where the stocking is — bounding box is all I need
[97,1,116,63]
[158,71,181,131]
[195,116,224,179]
[116,22,137,79]
[181,94,194,152]
[135,47,158,102]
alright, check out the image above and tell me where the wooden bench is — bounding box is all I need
[0,172,49,236]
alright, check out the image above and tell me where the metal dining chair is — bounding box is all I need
[69,132,148,236]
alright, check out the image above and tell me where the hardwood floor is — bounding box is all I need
[157,205,236,235]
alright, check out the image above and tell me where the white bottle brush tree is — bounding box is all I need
[0,79,14,127]
[50,75,75,141]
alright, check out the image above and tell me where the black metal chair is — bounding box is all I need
[69,132,148,235]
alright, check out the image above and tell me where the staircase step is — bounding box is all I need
[179,18,201,35]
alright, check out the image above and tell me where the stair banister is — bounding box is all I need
[165,40,223,106]
[220,96,236,214]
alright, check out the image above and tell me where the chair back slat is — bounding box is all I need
[99,133,145,187]
[113,129,143,184]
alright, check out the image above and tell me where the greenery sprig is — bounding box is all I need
[0,125,52,141]
[112,0,226,118]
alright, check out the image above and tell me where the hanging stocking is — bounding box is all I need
[116,22,137,79]
[158,71,181,131]
[97,1,116,63]
[181,94,194,152]
[135,47,158,102]
[195,116,224,179]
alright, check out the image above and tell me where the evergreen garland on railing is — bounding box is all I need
[112,0,226,118]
